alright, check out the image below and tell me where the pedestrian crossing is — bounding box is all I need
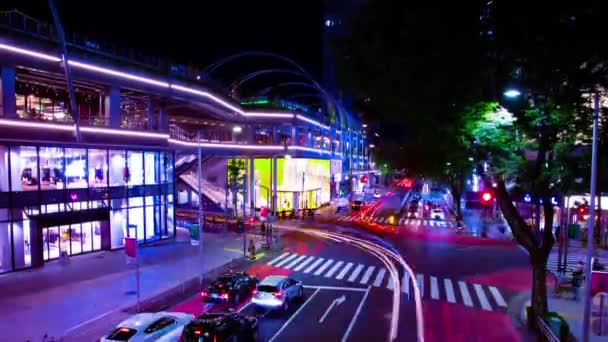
[265,252,509,311]
[546,253,581,276]
[336,214,457,228]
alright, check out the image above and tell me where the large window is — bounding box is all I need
[65,148,87,188]
[109,150,126,186]
[12,146,38,191]
[144,152,157,185]
[0,222,11,273]
[39,147,65,190]
[88,149,108,187]
[127,151,144,186]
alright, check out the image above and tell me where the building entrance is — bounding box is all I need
[42,221,102,261]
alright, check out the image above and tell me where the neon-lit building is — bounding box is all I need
[0,11,371,273]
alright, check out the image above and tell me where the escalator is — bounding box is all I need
[176,156,227,214]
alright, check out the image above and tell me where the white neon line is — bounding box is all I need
[314,259,334,276]
[347,264,365,282]
[473,284,492,311]
[287,145,324,154]
[489,286,507,307]
[430,276,439,300]
[417,274,424,298]
[274,253,299,268]
[268,288,321,342]
[80,126,169,139]
[296,114,329,129]
[359,266,376,284]
[284,255,307,269]
[304,258,324,274]
[170,84,243,114]
[341,286,371,342]
[458,281,473,307]
[324,261,344,278]
[0,43,61,62]
[267,252,290,266]
[169,139,284,150]
[69,60,169,88]
[336,262,354,280]
[444,279,456,303]
[0,119,73,131]
[293,256,315,271]
[373,268,386,287]
[243,111,294,118]
[303,285,368,292]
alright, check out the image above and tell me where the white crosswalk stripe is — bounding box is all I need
[474,284,492,311]
[444,279,456,303]
[314,259,334,276]
[264,254,511,311]
[267,252,290,266]
[399,218,406,225]
[489,286,507,307]
[304,258,324,274]
[373,268,386,287]
[284,255,307,269]
[324,261,344,278]
[360,266,376,284]
[459,281,473,307]
[348,264,365,282]
[293,256,315,271]
[336,262,354,280]
[274,254,298,267]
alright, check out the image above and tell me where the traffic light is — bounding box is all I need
[361,175,368,183]
[481,191,493,203]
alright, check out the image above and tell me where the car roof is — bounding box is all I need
[259,275,287,286]
[117,312,191,328]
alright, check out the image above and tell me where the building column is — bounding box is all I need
[292,121,299,146]
[272,125,278,145]
[158,105,168,132]
[104,86,121,128]
[249,156,255,216]
[146,99,156,130]
[1,65,17,118]
[272,156,278,216]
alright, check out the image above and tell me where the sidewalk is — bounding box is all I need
[0,229,245,342]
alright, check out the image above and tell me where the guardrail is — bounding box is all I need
[537,316,560,342]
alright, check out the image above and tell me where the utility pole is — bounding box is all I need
[582,92,600,342]
[197,130,204,254]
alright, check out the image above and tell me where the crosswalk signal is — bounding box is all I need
[481,192,492,203]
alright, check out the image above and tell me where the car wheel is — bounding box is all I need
[282,299,289,311]
[298,286,304,300]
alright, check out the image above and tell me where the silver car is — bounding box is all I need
[251,275,304,311]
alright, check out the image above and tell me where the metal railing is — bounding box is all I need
[537,316,561,342]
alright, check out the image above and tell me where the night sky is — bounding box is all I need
[2,1,324,81]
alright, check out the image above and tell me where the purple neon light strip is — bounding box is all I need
[242,112,294,118]
[169,139,285,150]
[0,119,169,139]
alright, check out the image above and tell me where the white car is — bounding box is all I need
[101,312,194,341]
[431,209,445,221]
[252,275,304,311]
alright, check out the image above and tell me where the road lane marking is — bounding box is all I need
[348,264,365,282]
[274,254,298,267]
[336,262,354,280]
[325,261,344,278]
[373,268,386,287]
[416,274,424,298]
[359,266,376,284]
[430,276,439,300]
[304,258,325,273]
[304,285,368,292]
[268,288,321,342]
[284,255,307,269]
[402,272,410,295]
[314,259,334,276]
[341,286,372,342]
[293,256,315,271]
[474,284,492,311]
[458,281,473,307]
[267,252,290,266]
[489,286,507,307]
[444,279,456,303]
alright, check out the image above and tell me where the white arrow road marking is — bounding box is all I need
[319,295,347,324]
[489,286,507,307]
[444,279,456,303]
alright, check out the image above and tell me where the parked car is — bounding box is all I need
[336,197,350,213]
[252,275,304,311]
[351,200,363,211]
[101,312,193,342]
[181,312,259,342]
[201,272,258,304]
[431,209,445,221]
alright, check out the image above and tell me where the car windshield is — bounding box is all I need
[257,285,279,293]
[212,276,234,287]
[106,327,137,341]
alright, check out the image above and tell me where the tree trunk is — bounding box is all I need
[453,189,462,220]
[529,253,549,329]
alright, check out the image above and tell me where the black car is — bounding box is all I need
[201,272,258,304]
[181,312,259,342]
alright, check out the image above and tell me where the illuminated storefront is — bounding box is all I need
[252,158,331,212]
[0,144,174,274]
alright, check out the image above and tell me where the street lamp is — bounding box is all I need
[503,89,522,98]
[369,144,375,148]
[233,125,243,133]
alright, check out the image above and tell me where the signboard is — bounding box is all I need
[591,270,608,297]
[125,237,137,258]
[190,224,200,246]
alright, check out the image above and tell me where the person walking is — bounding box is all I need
[572,261,585,301]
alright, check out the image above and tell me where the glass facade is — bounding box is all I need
[0,144,174,274]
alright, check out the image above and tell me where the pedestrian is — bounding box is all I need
[248,239,256,260]
[571,269,583,301]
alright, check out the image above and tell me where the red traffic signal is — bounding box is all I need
[481,192,493,202]
[361,175,368,183]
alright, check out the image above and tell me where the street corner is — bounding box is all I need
[241,285,372,342]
